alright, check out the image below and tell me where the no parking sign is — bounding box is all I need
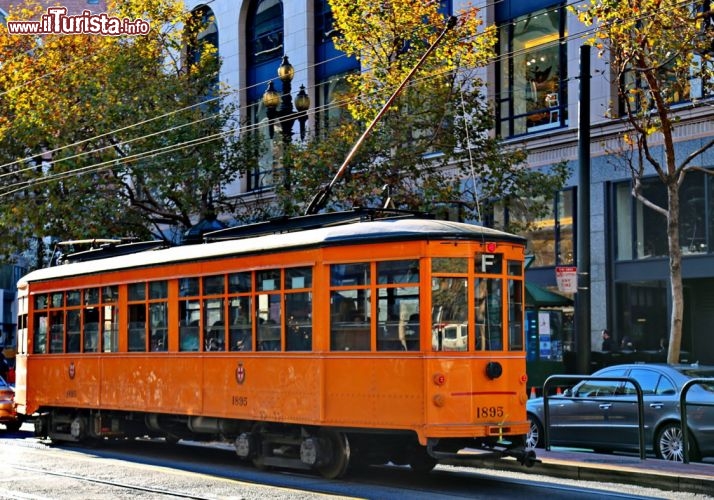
[555,266,578,293]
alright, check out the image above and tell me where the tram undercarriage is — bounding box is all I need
[31,407,534,479]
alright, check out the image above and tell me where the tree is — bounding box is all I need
[269,0,568,222]
[0,0,249,267]
[574,1,714,364]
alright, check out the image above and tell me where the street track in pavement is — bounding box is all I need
[8,463,218,500]
[0,429,701,499]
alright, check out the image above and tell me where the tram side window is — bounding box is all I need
[63,290,80,353]
[150,302,168,352]
[228,272,252,351]
[128,306,146,352]
[128,283,146,352]
[48,290,66,353]
[257,269,281,351]
[508,278,524,351]
[431,277,468,351]
[285,267,313,351]
[66,309,81,353]
[102,286,119,352]
[204,298,225,351]
[475,278,503,351]
[33,294,48,354]
[377,259,420,351]
[179,296,201,352]
[330,262,371,351]
[83,288,100,352]
[203,275,226,352]
[229,295,252,351]
[17,295,28,356]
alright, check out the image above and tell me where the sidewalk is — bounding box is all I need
[490,448,714,496]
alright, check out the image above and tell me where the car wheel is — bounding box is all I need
[655,422,701,462]
[526,414,544,449]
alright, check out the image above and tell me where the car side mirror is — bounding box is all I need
[563,388,572,397]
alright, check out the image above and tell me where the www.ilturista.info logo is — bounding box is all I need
[6,7,150,36]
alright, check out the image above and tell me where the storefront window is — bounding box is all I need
[497,6,567,137]
[495,189,574,268]
[614,170,712,261]
[615,281,667,351]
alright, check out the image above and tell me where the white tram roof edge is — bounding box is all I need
[18,218,523,286]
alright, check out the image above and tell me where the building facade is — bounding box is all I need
[181,0,714,364]
[0,1,711,364]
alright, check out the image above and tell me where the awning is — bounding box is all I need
[525,283,573,307]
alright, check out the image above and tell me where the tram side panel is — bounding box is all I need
[100,355,203,414]
[201,355,323,423]
[23,356,101,412]
[322,357,424,428]
[424,356,529,440]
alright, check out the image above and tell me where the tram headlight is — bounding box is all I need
[485,361,503,380]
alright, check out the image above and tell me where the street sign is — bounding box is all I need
[555,266,577,293]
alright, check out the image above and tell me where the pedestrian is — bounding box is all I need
[601,329,613,352]
[620,336,634,352]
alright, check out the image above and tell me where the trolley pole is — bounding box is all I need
[575,45,591,375]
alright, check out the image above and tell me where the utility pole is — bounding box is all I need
[575,45,591,375]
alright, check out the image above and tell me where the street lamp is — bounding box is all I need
[262,55,310,143]
[262,55,310,192]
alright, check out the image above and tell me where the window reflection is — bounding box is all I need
[493,189,574,267]
[497,7,567,137]
[248,0,283,64]
[614,171,711,261]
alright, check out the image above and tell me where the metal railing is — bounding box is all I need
[679,377,714,464]
[543,374,646,460]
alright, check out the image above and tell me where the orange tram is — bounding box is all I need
[14,210,535,478]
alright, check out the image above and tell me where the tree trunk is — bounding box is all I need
[666,181,683,365]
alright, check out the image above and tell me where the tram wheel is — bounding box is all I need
[317,430,350,479]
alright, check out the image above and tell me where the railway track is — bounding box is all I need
[9,464,218,500]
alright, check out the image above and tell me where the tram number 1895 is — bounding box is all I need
[476,406,504,419]
[232,396,248,407]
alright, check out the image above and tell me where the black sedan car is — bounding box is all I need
[527,364,714,461]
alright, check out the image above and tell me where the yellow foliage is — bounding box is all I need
[327,0,496,121]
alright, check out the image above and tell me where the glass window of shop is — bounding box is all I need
[614,170,712,260]
[246,0,284,192]
[491,189,574,267]
[314,0,359,138]
[496,5,567,137]
[615,281,668,352]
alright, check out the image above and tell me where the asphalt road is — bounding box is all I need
[0,425,708,499]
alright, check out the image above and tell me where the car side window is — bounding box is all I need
[576,368,627,397]
[628,368,660,395]
[655,376,676,396]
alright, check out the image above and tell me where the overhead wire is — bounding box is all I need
[0,0,587,178]
[0,0,708,197]
[0,0,700,193]
[0,0,614,180]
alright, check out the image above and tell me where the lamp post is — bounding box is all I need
[262,55,310,190]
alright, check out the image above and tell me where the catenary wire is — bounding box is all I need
[0,0,683,178]
[0,0,708,196]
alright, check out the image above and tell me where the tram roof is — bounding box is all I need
[18,218,524,286]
